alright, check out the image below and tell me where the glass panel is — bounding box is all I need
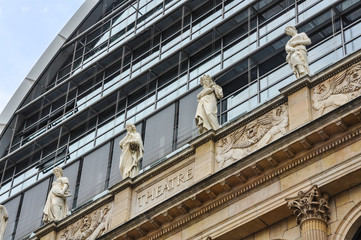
[344,21,361,42]
[309,47,343,74]
[76,143,110,206]
[3,195,21,240]
[299,1,331,22]
[346,35,361,55]
[143,104,175,167]
[62,161,79,209]
[15,179,49,239]
[308,34,342,62]
[177,90,199,147]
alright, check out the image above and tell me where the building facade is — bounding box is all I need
[1,0,361,239]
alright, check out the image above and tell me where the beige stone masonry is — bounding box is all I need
[194,139,215,182]
[288,86,312,130]
[39,230,56,240]
[110,186,132,229]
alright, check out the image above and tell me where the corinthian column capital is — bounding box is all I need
[286,185,330,225]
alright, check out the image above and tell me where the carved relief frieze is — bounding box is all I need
[216,104,289,168]
[57,204,112,240]
[312,63,361,117]
[286,185,330,225]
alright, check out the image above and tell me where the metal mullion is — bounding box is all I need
[107,17,114,52]
[339,7,347,56]
[100,71,106,97]
[9,114,21,152]
[220,36,224,70]
[129,48,134,79]
[159,32,163,60]
[9,164,17,196]
[187,58,190,89]
[222,0,225,19]
[54,126,64,166]
[162,0,166,15]
[152,71,159,109]
[134,0,140,34]
[70,41,78,73]
[295,0,299,24]
[190,9,193,40]
[124,97,129,128]
[0,159,8,187]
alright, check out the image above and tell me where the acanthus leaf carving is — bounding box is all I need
[216,104,288,168]
[286,185,330,225]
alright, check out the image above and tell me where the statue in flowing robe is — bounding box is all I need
[0,205,9,240]
[119,124,144,178]
[195,75,223,134]
[43,166,71,223]
[285,26,312,79]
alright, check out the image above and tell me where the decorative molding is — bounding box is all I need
[140,126,361,240]
[312,63,361,117]
[58,204,112,240]
[216,104,289,168]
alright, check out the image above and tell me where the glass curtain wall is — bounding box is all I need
[1,2,361,237]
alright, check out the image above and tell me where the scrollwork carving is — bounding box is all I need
[312,63,361,116]
[216,105,288,167]
[286,185,330,225]
[58,204,111,240]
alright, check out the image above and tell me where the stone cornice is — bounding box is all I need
[98,100,361,239]
[280,75,312,96]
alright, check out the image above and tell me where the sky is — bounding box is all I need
[0,0,85,115]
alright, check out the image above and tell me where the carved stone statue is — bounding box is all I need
[59,205,111,240]
[313,63,361,116]
[43,166,71,223]
[195,75,223,134]
[285,26,311,79]
[119,123,144,178]
[216,105,288,167]
[0,205,9,240]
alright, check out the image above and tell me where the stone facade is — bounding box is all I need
[30,50,361,240]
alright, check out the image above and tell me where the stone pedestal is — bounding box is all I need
[288,86,312,130]
[194,139,215,183]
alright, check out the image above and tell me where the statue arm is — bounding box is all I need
[0,206,9,220]
[285,44,295,53]
[293,33,311,46]
[202,87,214,96]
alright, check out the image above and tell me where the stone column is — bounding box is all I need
[286,185,330,240]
